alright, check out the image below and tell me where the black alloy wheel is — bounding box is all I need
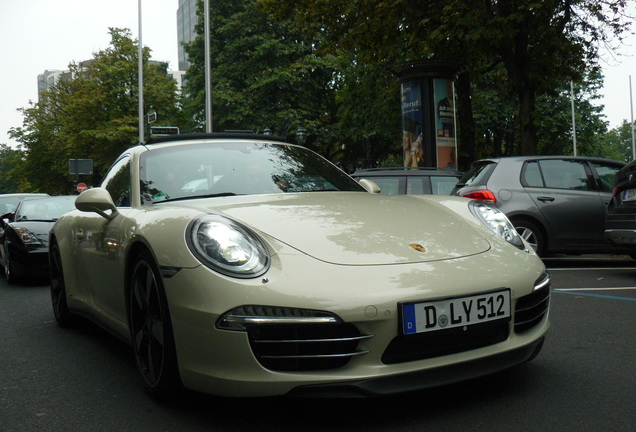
[50,242,73,326]
[129,250,181,397]
[4,249,16,284]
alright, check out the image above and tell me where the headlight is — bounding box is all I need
[469,201,525,250]
[187,215,270,278]
[15,227,44,246]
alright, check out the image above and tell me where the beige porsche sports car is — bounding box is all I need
[50,133,550,398]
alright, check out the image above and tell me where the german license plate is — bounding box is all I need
[622,189,636,202]
[402,290,511,335]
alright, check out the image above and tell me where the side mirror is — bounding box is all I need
[75,188,119,221]
[358,179,381,194]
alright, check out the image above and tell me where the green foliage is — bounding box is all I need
[260,0,631,158]
[602,121,636,163]
[183,0,335,139]
[0,144,27,193]
[182,0,403,169]
[9,28,182,194]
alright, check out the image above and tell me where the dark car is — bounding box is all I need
[0,195,77,283]
[351,167,463,195]
[605,159,636,248]
[451,156,626,256]
[0,193,49,215]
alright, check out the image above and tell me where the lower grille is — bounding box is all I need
[248,323,372,372]
[514,286,550,333]
[381,319,509,365]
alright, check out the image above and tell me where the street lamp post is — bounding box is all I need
[204,0,212,132]
[138,0,144,144]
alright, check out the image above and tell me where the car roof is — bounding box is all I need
[472,155,625,165]
[352,167,462,177]
[145,132,287,145]
[0,193,49,197]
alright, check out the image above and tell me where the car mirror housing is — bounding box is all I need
[75,188,119,221]
[358,179,381,194]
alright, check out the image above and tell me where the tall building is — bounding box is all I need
[37,70,72,98]
[38,61,184,102]
[177,0,197,71]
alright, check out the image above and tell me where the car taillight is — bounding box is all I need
[611,186,620,197]
[462,189,497,203]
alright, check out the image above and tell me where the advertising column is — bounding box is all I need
[401,80,424,168]
[434,79,457,169]
[394,61,459,170]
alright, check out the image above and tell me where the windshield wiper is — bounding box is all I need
[155,192,241,203]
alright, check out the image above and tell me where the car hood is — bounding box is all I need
[180,192,491,265]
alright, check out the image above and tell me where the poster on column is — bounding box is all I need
[401,80,424,168]
[433,79,457,170]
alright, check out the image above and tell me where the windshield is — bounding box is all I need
[139,141,365,204]
[15,196,77,221]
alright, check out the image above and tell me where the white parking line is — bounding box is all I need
[548,267,636,271]
[555,287,636,291]
[552,288,636,301]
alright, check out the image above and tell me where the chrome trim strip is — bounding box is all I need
[254,334,374,344]
[224,315,338,325]
[261,351,369,359]
[515,298,549,314]
[515,312,548,326]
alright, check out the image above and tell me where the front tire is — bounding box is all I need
[5,250,17,284]
[129,250,181,397]
[50,242,73,326]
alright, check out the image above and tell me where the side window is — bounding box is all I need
[539,159,591,190]
[365,177,402,195]
[431,176,460,195]
[101,156,131,207]
[591,162,621,192]
[522,161,544,187]
[406,177,426,194]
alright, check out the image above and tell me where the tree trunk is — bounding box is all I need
[518,86,538,155]
[456,70,476,171]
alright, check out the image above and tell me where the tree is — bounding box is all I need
[469,65,609,160]
[10,28,183,194]
[260,0,632,159]
[182,0,337,146]
[602,120,636,162]
[181,0,404,169]
[0,144,26,193]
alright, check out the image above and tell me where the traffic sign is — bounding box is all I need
[150,126,180,136]
[77,182,88,193]
[69,159,93,175]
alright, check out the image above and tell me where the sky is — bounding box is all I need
[0,0,635,150]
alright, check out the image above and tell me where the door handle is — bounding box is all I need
[537,196,555,203]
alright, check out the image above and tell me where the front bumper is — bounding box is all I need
[8,246,49,279]
[288,337,544,397]
[161,243,550,398]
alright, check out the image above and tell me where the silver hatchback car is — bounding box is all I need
[451,156,627,256]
